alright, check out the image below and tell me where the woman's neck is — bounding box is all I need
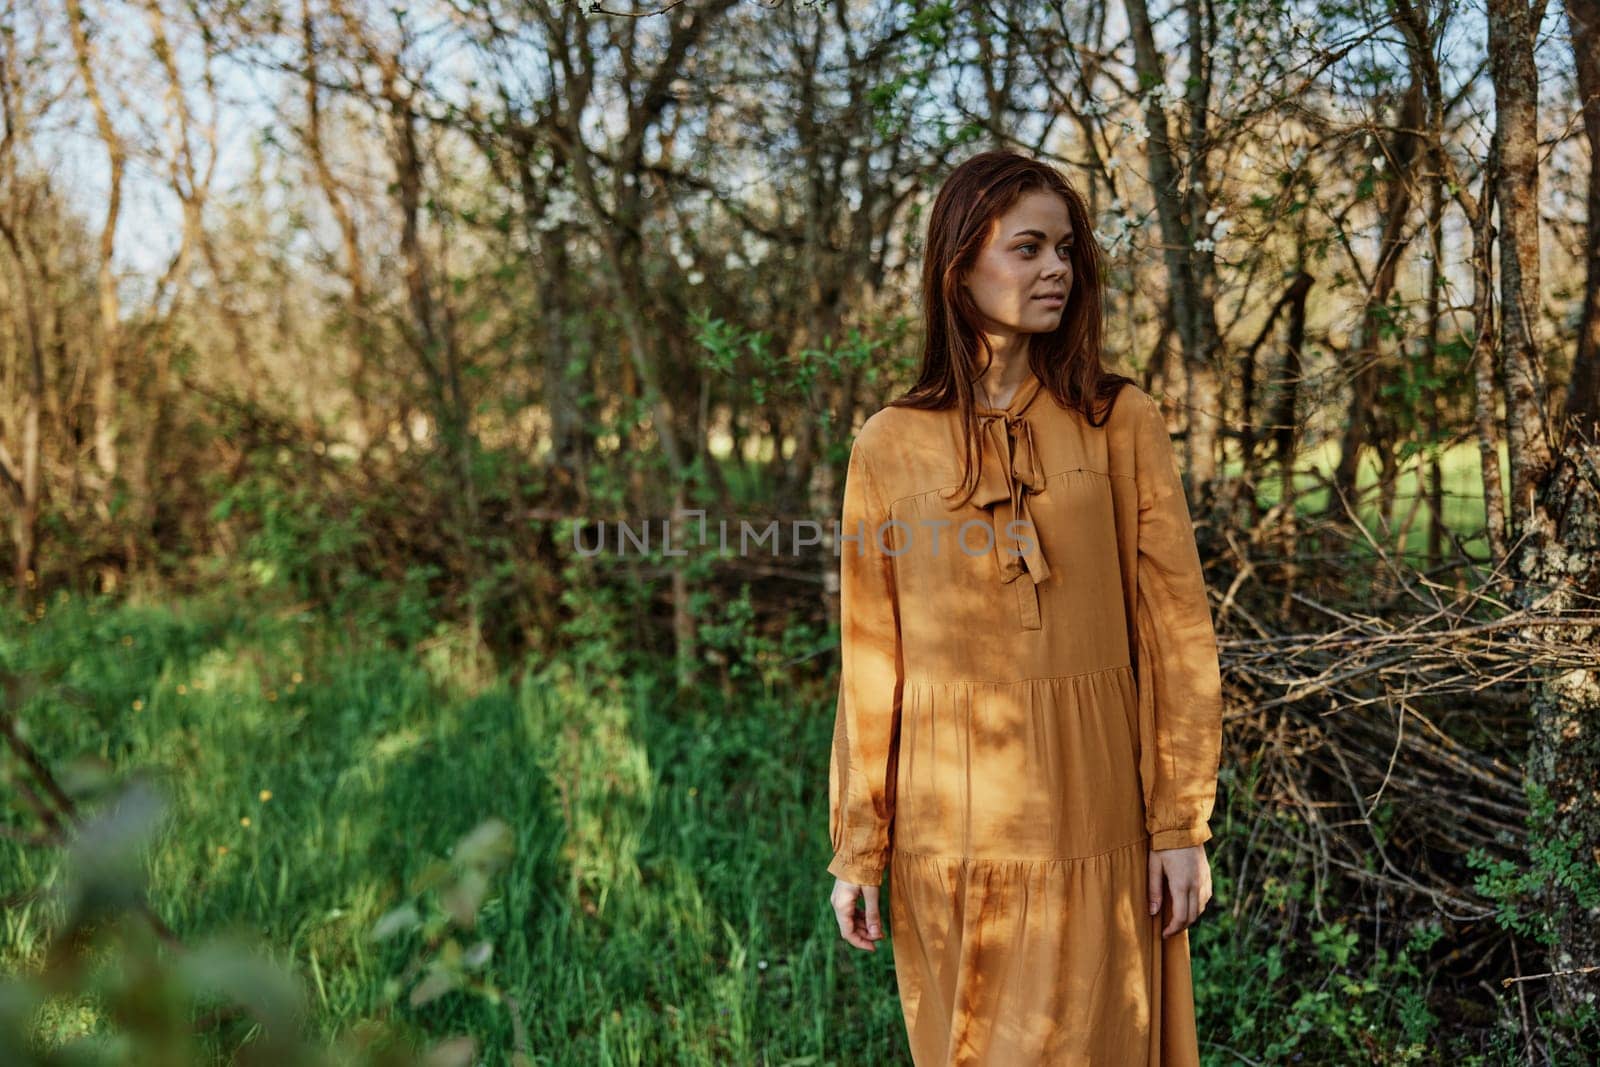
[975,337,1033,409]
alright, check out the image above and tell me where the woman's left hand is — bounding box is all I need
[1147,844,1213,937]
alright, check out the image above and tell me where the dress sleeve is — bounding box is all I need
[1131,395,1224,851]
[826,436,905,885]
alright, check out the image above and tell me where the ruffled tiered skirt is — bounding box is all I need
[884,665,1201,1066]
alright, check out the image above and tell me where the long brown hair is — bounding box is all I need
[887,149,1135,509]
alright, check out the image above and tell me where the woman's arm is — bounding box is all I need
[1130,392,1224,852]
[826,434,905,886]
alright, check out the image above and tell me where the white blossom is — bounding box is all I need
[536,186,579,231]
[1144,82,1177,109]
[1097,207,1145,255]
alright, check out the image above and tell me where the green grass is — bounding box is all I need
[1227,436,1509,564]
[0,590,905,1064]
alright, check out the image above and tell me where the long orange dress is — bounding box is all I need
[826,372,1224,1066]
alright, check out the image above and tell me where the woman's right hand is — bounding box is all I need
[830,877,886,951]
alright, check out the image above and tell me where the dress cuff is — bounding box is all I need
[1148,824,1212,851]
[828,851,886,885]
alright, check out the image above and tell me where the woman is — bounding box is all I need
[825,148,1224,1065]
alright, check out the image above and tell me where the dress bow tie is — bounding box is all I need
[972,410,1051,586]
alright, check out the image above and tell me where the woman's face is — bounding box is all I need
[960,188,1075,335]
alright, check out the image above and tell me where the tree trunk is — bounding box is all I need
[301,0,377,448]
[1331,77,1425,520]
[1563,0,1600,439]
[1491,0,1600,1037]
[1124,0,1223,496]
[0,215,43,603]
[1488,0,1554,531]
[64,0,125,579]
